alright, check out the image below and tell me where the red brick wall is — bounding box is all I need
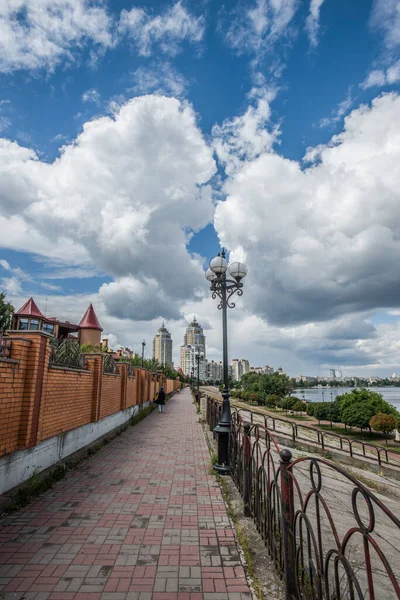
[100,373,122,419]
[37,367,94,441]
[126,376,138,407]
[0,332,179,457]
[0,337,30,455]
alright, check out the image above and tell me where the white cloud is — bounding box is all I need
[319,89,353,128]
[0,95,216,321]
[305,0,325,48]
[370,0,400,52]
[361,60,400,88]
[131,62,188,97]
[118,1,204,57]
[212,88,280,174]
[82,88,101,104]
[214,93,400,336]
[223,0,299,59]
[0,0,113,73]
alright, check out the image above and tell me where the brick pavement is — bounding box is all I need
[0,389,252,600]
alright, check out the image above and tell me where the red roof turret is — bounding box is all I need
[15,298,45,319]
[79,304,103,331]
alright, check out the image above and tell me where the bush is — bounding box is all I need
[279,397,298,412]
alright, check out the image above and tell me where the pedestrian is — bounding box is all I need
[157,386,166,413]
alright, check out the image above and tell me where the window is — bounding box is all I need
[42,322,54,334]
[19,319,29,330]
[29,320,39,330]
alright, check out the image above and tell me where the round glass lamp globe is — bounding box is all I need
[210,255,228,274]
[229,262,248,281]
[205,268,217,282]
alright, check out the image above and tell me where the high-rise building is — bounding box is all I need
[231,358,250,381]
[180,317,206,380]
[329,369,336,378]
[153,322,173,367]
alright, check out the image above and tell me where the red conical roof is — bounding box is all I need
[79,303,103,331]
[15,297,45,318]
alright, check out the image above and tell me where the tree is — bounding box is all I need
[241,372,292,398]
[293,400,306,414]
[369,413,397,444]
[279,397,298,413]
[338,389,399,434]
[0,292,14,333]
[265,394,281,408]
[313,402,331,424]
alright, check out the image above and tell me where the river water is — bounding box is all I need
[293,387,400,411]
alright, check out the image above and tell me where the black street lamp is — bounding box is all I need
[141,339,146,368]
[206,249,248,475]
[191,365,195,390]
[195,351,204,401]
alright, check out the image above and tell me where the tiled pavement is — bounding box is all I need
[0,389,252,600]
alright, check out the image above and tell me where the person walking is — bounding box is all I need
[157,386,166,413]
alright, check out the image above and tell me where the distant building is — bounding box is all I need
[180,317,206,379]
[329,369,336,378]
[231,358,250,381]
[153,322,173,367]
[11,297,103,346]
[206,360,223,382]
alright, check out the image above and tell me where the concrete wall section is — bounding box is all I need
[0,402,149,496]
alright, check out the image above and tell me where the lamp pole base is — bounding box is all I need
[213,463,230,475]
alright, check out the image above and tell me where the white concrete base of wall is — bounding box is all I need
[0,402,150,496]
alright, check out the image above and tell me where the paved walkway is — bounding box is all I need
[0,389,252,600]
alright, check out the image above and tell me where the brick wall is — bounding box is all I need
[0,332,181,458]
[100,373,122,419]
[38,367,94,441]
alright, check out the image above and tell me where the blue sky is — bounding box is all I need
[1,0,400,375]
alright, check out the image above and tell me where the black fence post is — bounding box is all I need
[243,421,251,517]
[280,448,297,600]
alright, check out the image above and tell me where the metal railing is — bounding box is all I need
[103,353,118,374]
[207,397,400,599]
[49,338,86,370]
[206,393,400,469]
[0,334,11,359]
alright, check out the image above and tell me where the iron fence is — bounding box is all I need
[208,396,400,600]
[103,353,118,374]
[0,334,11,359]
[206,393,400,469]
[49,338,86,370]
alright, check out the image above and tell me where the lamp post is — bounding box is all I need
[195,351,204,402]
[206,249,248,475]
[141,339,146,368]
[330,391,333,429]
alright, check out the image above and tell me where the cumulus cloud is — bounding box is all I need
[212,89,280,174]
[214,93,400,331]
[305,0,325,48]
[0,95,216,321]
[118,1,204,57]
[0,0,113,73]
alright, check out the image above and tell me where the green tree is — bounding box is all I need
[241,372,292,398]
[293,400,306,414]
[265,394,281,408]
[313,402,331,424]
[338,389,399,434]
[0,292,14,332]
[369,413,397,444]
